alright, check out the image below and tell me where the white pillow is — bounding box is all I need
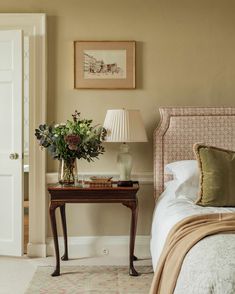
[165,160,199,201]
[176,182,199,201]
[165,160,199,183]
[160,180,181,200]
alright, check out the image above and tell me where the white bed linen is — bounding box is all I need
[150,180,235,271]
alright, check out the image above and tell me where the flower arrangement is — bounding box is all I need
[35,111,106,184]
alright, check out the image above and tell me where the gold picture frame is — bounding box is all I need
[74,41,135,89]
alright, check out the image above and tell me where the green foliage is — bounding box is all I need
[35,110,107,162]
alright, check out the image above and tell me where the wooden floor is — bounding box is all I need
[24,201,29,254]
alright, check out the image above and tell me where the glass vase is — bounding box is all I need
[58,158,77,185]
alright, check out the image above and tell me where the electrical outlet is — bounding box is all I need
[102,248,109,255]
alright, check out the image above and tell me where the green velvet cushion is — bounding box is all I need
[194,144,235,207]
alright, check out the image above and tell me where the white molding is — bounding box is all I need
[27,242,47,258]
[24,164,29,173]
[0,13,47,257]
[28,14,47,258]
[46,235,151,258]
[46,171,153,185]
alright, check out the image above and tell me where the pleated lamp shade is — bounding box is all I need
[103,109,148,142]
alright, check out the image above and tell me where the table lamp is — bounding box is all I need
[103,109,148,186]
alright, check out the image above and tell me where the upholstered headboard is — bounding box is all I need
[154,107,235,199]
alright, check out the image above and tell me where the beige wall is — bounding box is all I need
[1,0,235,236]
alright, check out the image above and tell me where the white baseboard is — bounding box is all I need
[46,235,151,259]
[46,172,153,185]
[27,242,47,257]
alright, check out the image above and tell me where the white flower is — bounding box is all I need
[55,123,66,128]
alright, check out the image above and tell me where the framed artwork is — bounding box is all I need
[74,41,135,89]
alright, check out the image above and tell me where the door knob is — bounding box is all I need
[9,153,19,160]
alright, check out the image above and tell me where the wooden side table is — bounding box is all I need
[48,183,139,277]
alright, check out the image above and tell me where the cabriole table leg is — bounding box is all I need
[49,202,62,276]
[123,199,139,276]
[60,204,68,261]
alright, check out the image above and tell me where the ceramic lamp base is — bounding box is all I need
[117,143,133,181]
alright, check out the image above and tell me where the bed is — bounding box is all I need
[150,107,235,293]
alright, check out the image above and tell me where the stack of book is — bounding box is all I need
[88,176,113,188]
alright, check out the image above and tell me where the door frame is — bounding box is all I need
[0,13,47,257]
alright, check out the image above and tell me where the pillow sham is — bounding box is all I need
[194,143,235,207]
[165,160,199,183]
[165,160,199,201]
[161,180,181,200]
[175,182,199,201]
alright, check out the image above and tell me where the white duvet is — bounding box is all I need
[150,180,235,271]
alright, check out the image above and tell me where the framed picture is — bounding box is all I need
[74,41,135,89]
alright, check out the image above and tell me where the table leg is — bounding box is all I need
[60,204,68,261]
[123,199,139,276]
[49,202,61,276]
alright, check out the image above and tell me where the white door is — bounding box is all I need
[0,30,23,256]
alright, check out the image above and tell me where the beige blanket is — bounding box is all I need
[149,213,235,294]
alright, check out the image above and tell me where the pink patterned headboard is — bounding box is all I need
[154,107,235,199]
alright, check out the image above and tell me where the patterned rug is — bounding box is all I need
[26,265,153,293]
